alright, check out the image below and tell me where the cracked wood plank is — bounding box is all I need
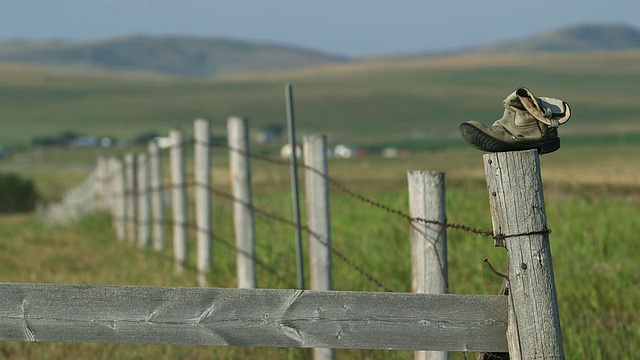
[0,283,508,352]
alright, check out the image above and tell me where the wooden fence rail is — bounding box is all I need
[0,283,508,352]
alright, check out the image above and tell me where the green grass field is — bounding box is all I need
[1,52,639,149]
[1,141,639,358]
[0,52,639,358]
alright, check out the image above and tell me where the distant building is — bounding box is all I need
[280,143,303,158]
[334,144,354,158]
[153,137,172,149]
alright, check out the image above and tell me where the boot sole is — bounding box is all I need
[460,123,560,154]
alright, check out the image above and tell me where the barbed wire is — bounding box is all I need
[211,142,498,238]
[111,213,297,289]
[82,135,552,294]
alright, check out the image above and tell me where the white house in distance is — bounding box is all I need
[154,137,172,149]
[279,143,303,158]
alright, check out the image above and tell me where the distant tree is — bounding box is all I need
[31,130,81,147]
[0,172,39,213]
[133,131,160,145]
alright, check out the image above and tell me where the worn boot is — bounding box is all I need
[459,87,571,154]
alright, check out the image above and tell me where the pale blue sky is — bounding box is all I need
[1,0,638,57]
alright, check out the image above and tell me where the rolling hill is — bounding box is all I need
[2,23,640,78]
[0,49,639,150]
[0,35,348,77]
[476,23,640,53]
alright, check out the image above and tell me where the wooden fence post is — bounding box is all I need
[483,150,564,359]
[148,140,165,251]
[407,170,448,360]
[95,156,107,211]
[303,135,334,360]
[303,135,332,291]
[170,128,188,274]
[124,152,137,244]
[195,118,212,287]
[227,116,257,289]
[137,153,151,249]
[110,157,126,241]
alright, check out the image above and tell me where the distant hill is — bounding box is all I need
[476,23,640,53]
[0,35,349,77]
[2,23,639,78]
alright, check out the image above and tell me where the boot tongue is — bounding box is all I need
[504,91,527,110]
[516,87,571,127]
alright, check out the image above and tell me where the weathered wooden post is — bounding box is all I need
[170,128,188,274]
[407,170,448,360]
[148,140,165,251]
[194,118,212,287]
[484,150,564,359]
[137,153,151,249]
[95,156,108,211]
[110,157,126,241]
[227,116,257,289]
[124,152,137,244]
[303,135,334,360]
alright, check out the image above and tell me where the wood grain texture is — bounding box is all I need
[194,119,212,287]
[227,117,257,289]
[408,170,448,360]
[169,129,188,273]
[303,135,332,292]
[137,153,151,249]
[124,152,137,244]
[483,150,564,359]
[0,283,508,352]
[303,135,334,360]
[109,157,126,241]
[148,141,164,251]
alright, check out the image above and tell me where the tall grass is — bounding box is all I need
[1,142,639,358]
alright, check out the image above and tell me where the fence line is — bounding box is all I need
[41,120,538,294]
[41,118,505,293]
[33,116,565,358]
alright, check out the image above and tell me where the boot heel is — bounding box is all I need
[539,138,560,154]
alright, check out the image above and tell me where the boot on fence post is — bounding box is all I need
[483,150,564,359]
[460,87,570,154]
